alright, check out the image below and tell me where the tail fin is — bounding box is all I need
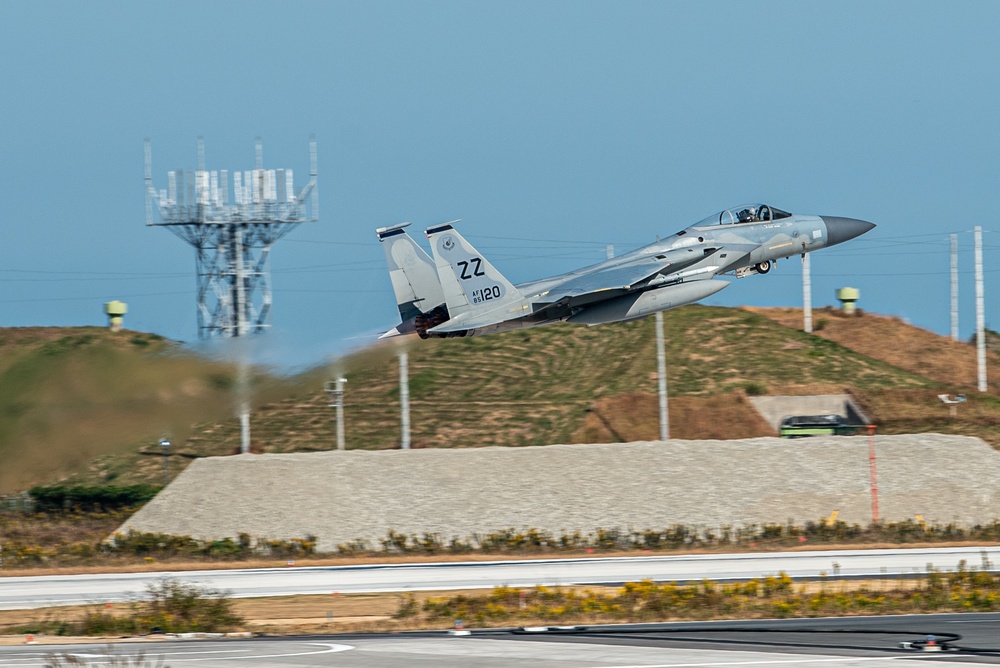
[376,223,446,322]
[425,222,524,319]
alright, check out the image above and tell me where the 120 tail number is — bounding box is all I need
[471,286,502,304]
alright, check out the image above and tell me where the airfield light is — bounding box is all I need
[938,394,966,419]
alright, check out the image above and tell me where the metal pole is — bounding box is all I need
[239,405,251,454]
[336,377,346,450]
[655,311,669,440]
[399,351,411,449]
[234,226,247,337]
[159,438,171,486]
[867,425,879,523]
[237,361,251,454]
[951,234,959,341]
[309,135,319,221]
[802,253,812,333]
[143,140,154,226]
[975,226,987,391]
[233,224,252,454]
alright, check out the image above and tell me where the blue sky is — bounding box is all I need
[1,1,998,368]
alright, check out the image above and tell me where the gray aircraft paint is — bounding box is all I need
[376,222,445,322]
[376,204,874,339]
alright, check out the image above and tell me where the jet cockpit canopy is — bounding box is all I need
[693,203,792,227]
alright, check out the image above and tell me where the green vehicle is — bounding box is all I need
[779,414,862,438]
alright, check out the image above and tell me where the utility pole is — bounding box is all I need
[399,351,411,449]
[951,234,959,341]
[325,378,347,450]
[159,438,171,486]
[975,226,987,392]
[655,311,669,440]
[802,253,812,333]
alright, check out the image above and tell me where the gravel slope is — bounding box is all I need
[116,435,1000,552]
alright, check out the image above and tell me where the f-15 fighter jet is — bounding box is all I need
[377,204,874,339]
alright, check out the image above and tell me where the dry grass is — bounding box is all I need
[0,327,311,493]
[4,304,1000,493]
[0,510,127,556]
[6,538,1000,580]
[571,391,775,442]
[850,387,1000,445]
[0,579,936,640]
[747,306,1000,393]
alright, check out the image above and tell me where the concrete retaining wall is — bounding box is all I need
[116,435,1000,552]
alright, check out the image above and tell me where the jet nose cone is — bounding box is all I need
[823,216,876,246]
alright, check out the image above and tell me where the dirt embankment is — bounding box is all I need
[746,307,999,393]
[572,392,775,442]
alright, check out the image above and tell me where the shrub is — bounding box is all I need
[134,578,244,633]
[406,562,1000,627]
[29,485,160,512]
[45,645,168,667]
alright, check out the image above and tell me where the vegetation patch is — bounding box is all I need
[5,578,243,637]
[0,525,316,568]
[3,307,1000,493]
[337,519,1000,557]
[406,561,1000,626]
[28,485,161,512]
[9,511,1000,570]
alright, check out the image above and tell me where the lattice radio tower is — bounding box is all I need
[144,137,317,338]
[144,137,318,453]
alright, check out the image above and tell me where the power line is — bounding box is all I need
[0,291,190,304]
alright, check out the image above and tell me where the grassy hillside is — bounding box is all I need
[142,306,933,461]
[3,305,998,492]
[0,328,293,493]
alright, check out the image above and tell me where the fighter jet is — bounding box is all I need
[377,204,874,339]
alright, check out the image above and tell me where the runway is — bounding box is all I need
[2,545,998,610]
[2,614,1000,666]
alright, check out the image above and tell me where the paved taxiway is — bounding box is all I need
[2,546,998,610]
[3,614,1000,666]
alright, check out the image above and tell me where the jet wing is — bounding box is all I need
[535,248,719,306]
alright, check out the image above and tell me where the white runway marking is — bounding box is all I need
[356,637,976,667]
[68,648,250,658]
[162,642,355,662]
[28,643,355,666]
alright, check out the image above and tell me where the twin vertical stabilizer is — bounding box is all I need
[376,223,446,322]
[424,222,526,325]
[376,221,525,338]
